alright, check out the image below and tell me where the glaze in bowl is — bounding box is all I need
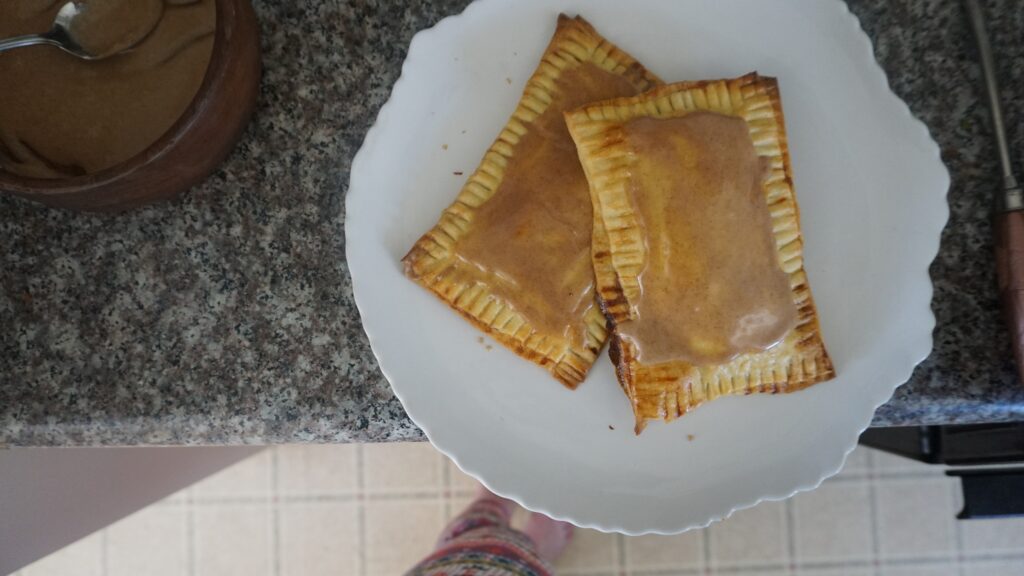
[0,0,260,211]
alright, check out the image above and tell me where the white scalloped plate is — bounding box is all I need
[346,0,949,534]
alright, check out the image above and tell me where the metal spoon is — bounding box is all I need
[964,0,1024,384]
[0,2,149,60]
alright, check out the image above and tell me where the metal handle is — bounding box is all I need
[964,0,1021,207]
[0,34,59,54]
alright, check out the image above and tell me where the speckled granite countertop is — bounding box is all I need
[2,0,1023,446]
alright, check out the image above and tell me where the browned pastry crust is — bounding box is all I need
[566,74,835,430]
[402,15,661,388]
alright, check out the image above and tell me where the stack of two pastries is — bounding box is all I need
[403,15,834,433]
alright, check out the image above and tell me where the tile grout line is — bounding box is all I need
[357,444,367,576]
[702,518,712,575]
[187,490,481,505]
[959,543,1024,562]
[616,532,627,576]
[622,565,704,569]
[271,448,281,576]
[187,486,197,576]
[635,567,780,576]
[179,498,189,576]
[951,478,966,576]
[784,497,797,573]
[845,556,1005,568]
[932,551,1024,563]
[919,551,1024,563]
[677,563,792,575]
[867,447,883,576]
[100,527,109,576]
[442,453,452,522]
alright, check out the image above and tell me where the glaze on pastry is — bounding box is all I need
[565,74,835,431]
[402,15,661,387]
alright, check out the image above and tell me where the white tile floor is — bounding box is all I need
[13,444,1024,576]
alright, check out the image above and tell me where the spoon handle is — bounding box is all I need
[996,211,1024,384]
[0,34,60,54]
[965,0,1017,191]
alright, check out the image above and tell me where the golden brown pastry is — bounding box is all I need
[402,15,661,387]
[565,74,835,431]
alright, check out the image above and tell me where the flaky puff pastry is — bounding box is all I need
[565,74,835,431]
[402,15,661,387]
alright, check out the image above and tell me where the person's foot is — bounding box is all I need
[474,485,517,520]
[523,512,574,564]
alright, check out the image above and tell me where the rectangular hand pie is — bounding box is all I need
[565,74,835,431]
[402,15,661,387]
